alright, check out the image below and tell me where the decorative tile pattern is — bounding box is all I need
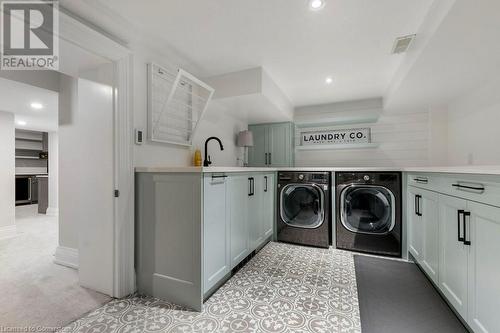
[60,242,361,333]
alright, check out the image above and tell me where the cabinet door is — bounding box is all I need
[229,175,250,268]
[267,123,292,167]
[248,125,267,167]
[407,187,423,261]
[203,176,230,293]
[420,189,440,283]
[248,175,263,250]
[438,194,469,319]
[467,202,500,333]
[262,174,274,240]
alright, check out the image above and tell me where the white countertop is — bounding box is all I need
[135,165,500,176]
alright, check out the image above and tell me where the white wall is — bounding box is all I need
[294,100,431,167]
[0,111,15,234]
[47,131,58,216]
[132,47,247,168]
[447,77,500,166]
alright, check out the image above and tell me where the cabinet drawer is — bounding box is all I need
[407,173,435,190]
[408,173,500,208]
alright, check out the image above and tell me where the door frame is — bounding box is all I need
[58,11,134,298]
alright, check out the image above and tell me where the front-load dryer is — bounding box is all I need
[277,171,331,248]
[336,172,402,257]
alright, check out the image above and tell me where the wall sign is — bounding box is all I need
[301,128,371,146]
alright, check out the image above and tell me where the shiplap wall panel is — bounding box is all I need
[295,112,430,167]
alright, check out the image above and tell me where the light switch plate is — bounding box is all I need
[135,129,144,145]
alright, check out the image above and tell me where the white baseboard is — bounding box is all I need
[46,207,59,216]
[0,225,17,240]
[54,246,79,269]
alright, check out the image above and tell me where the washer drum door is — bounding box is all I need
[280,184,325,229]
[340,185,395,235]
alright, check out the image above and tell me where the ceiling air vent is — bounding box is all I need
[392,34,416,54]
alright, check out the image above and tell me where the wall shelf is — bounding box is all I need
[296,143,380,151]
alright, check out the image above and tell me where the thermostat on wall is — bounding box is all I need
[135,129,144,145]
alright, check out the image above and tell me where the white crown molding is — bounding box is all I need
[54,246,79,269]
[0,225,17,240]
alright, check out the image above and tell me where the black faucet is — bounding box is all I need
[203,137,224,167]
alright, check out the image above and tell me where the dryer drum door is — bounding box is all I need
[340,185,396,235]
[280,184,325,229]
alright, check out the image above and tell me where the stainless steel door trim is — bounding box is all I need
[339,184,396,235]
[279,183,326,229]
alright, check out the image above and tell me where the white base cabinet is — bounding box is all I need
[407,187,439,284]
[408,173,500,333]
[467,202,500,333]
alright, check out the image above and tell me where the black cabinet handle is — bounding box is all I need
[457,210,465,242]
[265,153,268,165]
[452,183,485,192]
[463,211,471,245]
[415,195,422,216]
[414,178,428,184]
[211,174,227,180]
[248,177,254,196]
[264,176,268,192]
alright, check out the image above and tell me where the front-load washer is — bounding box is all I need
[336,172,402,257]
[277,171,331,248]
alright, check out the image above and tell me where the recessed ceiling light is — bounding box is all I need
[17,120,27,126]
[30,102,43,109]
[325,76,334,84]
[309,0,325,11]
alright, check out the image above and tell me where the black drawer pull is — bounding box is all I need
[264,176,268,192]
[211,174,227,179]
[452,184,485,192]
[414,178,428,184]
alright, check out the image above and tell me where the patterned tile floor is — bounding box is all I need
[60,242,361,333]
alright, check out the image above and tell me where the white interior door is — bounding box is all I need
[59,73,114,296]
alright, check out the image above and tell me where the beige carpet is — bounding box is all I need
[0,205,111,330]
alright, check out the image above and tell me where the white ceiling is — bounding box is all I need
[385,0,500,112]
[62,0,435,107]
[0,78,58,132]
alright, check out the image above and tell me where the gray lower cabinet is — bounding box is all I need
[229,175,251,268]
[203,175,230,293]
[205,172,275,291]
[248,122,294,167]
[136,171,275,310]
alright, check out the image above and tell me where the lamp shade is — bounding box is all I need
[237,130,254,147]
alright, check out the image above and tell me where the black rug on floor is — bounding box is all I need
[354,255,469,333]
